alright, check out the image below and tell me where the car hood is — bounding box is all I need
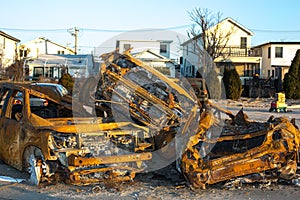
[30,115,148,134]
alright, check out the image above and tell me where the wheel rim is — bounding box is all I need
[23,146,44,185]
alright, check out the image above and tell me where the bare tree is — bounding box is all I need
[184,8,236,99]
[187,8,236,61]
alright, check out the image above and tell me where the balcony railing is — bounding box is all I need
[218,46,253,57]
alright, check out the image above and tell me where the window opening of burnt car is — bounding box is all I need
[0,88,10,116]
[11,90,23,120]
[29,95,58,119]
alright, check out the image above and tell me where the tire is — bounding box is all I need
[22,146,44,185]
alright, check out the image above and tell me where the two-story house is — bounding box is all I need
[252,42,300,81]
[19,37,75,59]
[0,30,20,69]
[181,18,261,85]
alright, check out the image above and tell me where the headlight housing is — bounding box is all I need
[51,132,78,149]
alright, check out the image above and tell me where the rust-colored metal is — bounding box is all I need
[181,108,300,189]
[1,49,300,189]
[0,81,153,185]
[68,152,152,166]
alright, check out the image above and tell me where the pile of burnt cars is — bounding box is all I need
[0,49,299,189]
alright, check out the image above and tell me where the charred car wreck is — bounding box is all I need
[0,82,152,185]
[181,106,300,189]
[80,49,200,167]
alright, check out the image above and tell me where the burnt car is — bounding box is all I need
[78,50,200,169]
[0,82,152,185]
[181,107,300,189]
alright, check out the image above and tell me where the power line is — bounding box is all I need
[0,27,66,32]
[2,26,300,34]
[250,29,300,33]
[0,25,191,33]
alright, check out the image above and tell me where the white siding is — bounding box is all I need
[118,40,160,54]
[0,36,18,68]
[258,43,300,78]
[20,38,74,58]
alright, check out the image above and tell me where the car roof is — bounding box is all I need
[31,83,61,86]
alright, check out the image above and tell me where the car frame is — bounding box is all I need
[0,82,152,185]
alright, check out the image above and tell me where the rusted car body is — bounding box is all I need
[181,107,300,189]
[0,82,152,185]
[79,50,200,166]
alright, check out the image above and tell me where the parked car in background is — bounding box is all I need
[30,82,69,97]
[13,83,69,107]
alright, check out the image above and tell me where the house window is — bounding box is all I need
[160,44,167,54]
[123,44,131,51]
[44,67,54,78]
[57,50,65,55]
[240,37,247,48]
[3,38,5,49]
[33,67,44,78]
[268,47,271,58]
[19,49,28,57]
[275,47,283,58]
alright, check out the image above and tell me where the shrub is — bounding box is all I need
[58,73,74,94]
[222,66,242,100]
[283,49,300,99]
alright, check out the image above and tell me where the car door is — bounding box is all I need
[0,88,23,167]
[0,87,10,160]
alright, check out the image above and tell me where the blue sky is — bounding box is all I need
[2,0,300,54]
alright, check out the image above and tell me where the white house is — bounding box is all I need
[116,40,172,59]
[19,37,75,59]
[24,54,95,80]
[252,42,300,81]
[181,17,261,84]
[0,30,20,68]
[133,49,177,78]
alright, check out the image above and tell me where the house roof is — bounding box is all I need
[0,30,20,42]
[133,49,173,62]
[117,39,173,43]
[253,41,300,48]
[224,17,254,36]
[26,54,93,68]
[38,37,75,54]
[181,17,253,46]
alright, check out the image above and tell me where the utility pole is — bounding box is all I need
[68,27,79,55]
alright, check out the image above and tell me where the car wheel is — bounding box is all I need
[276,108,280,113]
[22,146,44,185]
